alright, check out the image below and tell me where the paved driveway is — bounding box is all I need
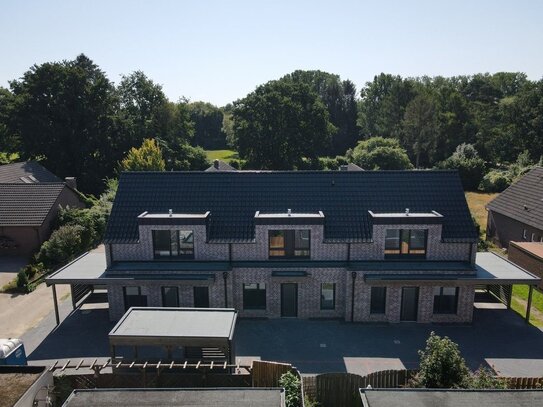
[0,256,27,287]
[24,305,543,376]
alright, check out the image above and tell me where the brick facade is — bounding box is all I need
[508,242,543,290]
[104,220,478,324]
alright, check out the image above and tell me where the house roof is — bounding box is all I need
[0,183,68,226]
[0,161,61,183]
[487,167,543,230]
[205,160,237,172]
[104,170,477,244]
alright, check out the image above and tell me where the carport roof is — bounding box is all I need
[63,388,285,407]
[46,251,106,285]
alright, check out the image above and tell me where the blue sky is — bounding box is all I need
[1,0,542,106]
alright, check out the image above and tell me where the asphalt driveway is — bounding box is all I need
[23,303,543,376]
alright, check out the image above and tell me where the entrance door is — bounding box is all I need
[193,286,210,308]
[400,287,419,321]
[281,283,298,317]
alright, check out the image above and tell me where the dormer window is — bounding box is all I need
[384,229,427,259]
[152,230,194,259]
[269,230,310,259]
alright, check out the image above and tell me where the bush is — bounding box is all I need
[347,137,414,170]
[16,269,35,293]
[37,224,86,268]
[469,366,508,389]
[279,371,301,407]
[409,332,471,388]
[479,170,512,192]
[437,143,486,190]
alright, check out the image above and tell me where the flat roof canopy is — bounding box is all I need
[364,252,541,285]
[64,388,285,407]
[360,389,543,407]
[46,251,106,286]
[109,307,237,348]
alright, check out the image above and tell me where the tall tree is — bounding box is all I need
[187,101,227,149]
[281,70,360,155]
[401,93,439,167]
[0,87,19,153]
[10,54,119,194]
[120,138,165,171]
[232,80,334,169]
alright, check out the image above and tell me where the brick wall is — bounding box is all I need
[508,243,543,290]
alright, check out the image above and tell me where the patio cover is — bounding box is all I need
[45,251,106,286]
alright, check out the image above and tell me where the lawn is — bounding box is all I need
[465,191,498,235]
[205,149,239,162]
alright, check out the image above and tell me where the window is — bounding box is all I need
[152,230,194,259]
[433,287,459,314]
[320,283,335,310]
[162,286,179,307]
[243,283,266,310]
[123,286,147,311]
[384,229,427,258]
[370,286,387,314]
[269,230,311,258]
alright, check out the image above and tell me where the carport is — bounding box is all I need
[45,250,107,325]
[109,307,238,365]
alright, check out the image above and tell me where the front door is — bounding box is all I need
[281,283,298,317]
[400,287,419,321]
[193,286,210,308]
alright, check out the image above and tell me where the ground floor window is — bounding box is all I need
[123,286,147,311]
[433,287,459,314]
[320,283,335,310]
[161,286,179,307]
[370,286,387,314]
[243,283,266,310]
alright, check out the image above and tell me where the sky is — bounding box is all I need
[1,0,542,106]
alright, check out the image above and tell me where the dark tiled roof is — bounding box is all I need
[0,161,61,183]
[487,167,543,230]
[105,170,477,244]
[205,160,237,172]
[0,183,66,226]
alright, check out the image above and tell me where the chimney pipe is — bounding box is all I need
[169,209,173,217]
[214,159,219,169]
[65,177,77,190]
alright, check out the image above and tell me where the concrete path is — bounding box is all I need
[0,283,71,338]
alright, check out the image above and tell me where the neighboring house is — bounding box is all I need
[0,161,84,257]
[508,241,543,290]
[486,167,543,248]
[205,159,237,172]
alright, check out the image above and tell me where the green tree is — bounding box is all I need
[437,143,486,190]
[347,137,413,170]
[410,332,471,388]
[158,138,210,170]
[0,87,19,153]
[188,101,227,149]
[232,80,334,169]
[9,54,119,194]
[402,93,439,168]
[120,138,165,171]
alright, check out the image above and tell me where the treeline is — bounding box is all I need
[1,54,542,194]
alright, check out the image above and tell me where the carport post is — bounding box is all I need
[525,285,534,323]
[52,285,60,326]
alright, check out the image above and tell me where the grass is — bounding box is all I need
[466,191,543,326]
[205,149,239,162]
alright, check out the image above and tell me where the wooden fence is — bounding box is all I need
[506,376,543,389]
[252,360,294,387]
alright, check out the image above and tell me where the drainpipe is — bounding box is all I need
[223,271,228,307]
[351,271,357,322]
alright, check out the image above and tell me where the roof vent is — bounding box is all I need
[214,159,220,169]
[405,208,410,216]
[169,209,173,217]
[524,205,529,211]
[287,209,292,216]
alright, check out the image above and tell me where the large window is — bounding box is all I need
[320,283,335,310]
[384,229,427,259]
[370,286,387,314]
[152,230,194,259]
[162,286,179,307]
[123,286,147,311]
[433,287,459,314]
[243,283,266,310]
[269,230,310,258]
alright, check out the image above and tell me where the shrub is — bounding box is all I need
[16,269,35,293]
[409,332,471,388]
[479,170,512,192]
[279,371,301,407]
[37,224,86,268]
[469,366,508,389]
[437,143,486,190]
[347,137,413,170]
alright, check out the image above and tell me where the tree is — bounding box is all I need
[9,54,119,194]
[188,101,227,149]
[232,80,334,169]
[157,137,210,170]
[120,138,165,171]
[347,137,413,170]
[402,93,439,167]
[0,87,19,153]
[410,332,471,388]
[282,70,360,155]
[437,143,486,190]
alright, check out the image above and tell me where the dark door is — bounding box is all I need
[193,286,210,308]
[281,283,298,317]
[401,287,419,321]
